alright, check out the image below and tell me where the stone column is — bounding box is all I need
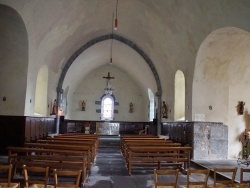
[156,91,162,136]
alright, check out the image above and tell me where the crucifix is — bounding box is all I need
[103,72,115,95]
[103,72,114,80]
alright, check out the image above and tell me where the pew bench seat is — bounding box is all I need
[127,146,192,174]
[10,155,88,185]
[24,143,94,167]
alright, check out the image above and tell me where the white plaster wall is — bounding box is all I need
[193,27,250,159]
[65,65,148,121]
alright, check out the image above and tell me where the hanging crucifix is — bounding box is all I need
[103,72,115,80]
[103,72,115,95]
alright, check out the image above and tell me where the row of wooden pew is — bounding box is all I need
[7,133,99,186]
[120,135,192,174]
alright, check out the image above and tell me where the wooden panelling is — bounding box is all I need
[25,117,56,142]
[25,118,31,142]
[60,122,83,133]
[0,116,56,154]
[162,122,193,146]
[59,120,154,135]
[0,116,26,154]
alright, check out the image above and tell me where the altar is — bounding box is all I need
[96,122,120,135]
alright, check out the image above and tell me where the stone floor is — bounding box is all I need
[83,136,204,188]
[83,136,156,188]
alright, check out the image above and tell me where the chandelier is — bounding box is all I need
[102,10,117,95]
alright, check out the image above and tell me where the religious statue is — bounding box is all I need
[236,101,245,115]
[51,99,57,115]
[82,100,86,111]
[161,101,168,118]
[129,102,133,113]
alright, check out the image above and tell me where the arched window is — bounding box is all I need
[148,88,155,121]
[174,70,185,121]
[34,65,48,116]
[101,94,115,121]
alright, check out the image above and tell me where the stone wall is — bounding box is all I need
[162,122,228,160]
[193,122,228,160]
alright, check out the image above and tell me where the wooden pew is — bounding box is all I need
[121,139,172,154]
[23,143,93,169]
[7,146,89,157]
[11,155,87,185]
[47,136,98,141]
[54,133,99,138]
[126,146,192,174]
[123,142,182,162]
[46,137,99,148]
[7,147,89,184]
[120,138,169,152]
[36,139,98,159]
[120,135,159,138]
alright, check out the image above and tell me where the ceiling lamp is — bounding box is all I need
[103,12,115,95]
[114,0,118,30]
[110,13,114,65]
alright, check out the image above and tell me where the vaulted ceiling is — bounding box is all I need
[1,0,250,102]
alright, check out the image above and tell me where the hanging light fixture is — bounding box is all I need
[114,0,118,30]
[110,12,114,65]
[103,12,115,95]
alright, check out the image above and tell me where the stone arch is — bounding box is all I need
[57,34,161,93]
[57,34,162,134]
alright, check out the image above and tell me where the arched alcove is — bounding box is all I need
[193,27,250,159]
[174,70,185,121]
[34,65,49,116]
[0,5,28,116]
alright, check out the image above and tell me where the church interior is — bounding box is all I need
[1,0,250,187]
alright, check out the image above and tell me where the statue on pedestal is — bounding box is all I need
[82,100,86,111]
[161,101,168,118]
[51,99,57,115]
[129,102,133,113]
